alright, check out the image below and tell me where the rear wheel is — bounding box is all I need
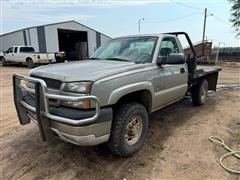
[192,79,208,105]
[26,58,34,68]
[108,102,149,157]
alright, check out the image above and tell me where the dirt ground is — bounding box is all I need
[0,62,239,180]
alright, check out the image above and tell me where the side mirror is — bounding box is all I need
[157,53,185,65]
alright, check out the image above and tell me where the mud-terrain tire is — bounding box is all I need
[26,58,35,69]
[0,57,7,66]
[108,102,149,157]
[192,79,208,106]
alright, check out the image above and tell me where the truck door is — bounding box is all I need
[17,47,27,63]
[153,37,188,109]
[4,47,14,62]
[11,47,18,62]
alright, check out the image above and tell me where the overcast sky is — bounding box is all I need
[1,0,239,47]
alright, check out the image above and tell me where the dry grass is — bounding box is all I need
[233,133,240,144]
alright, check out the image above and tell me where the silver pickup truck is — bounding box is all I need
[13,32,221,157]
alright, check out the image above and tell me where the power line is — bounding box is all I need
[114,22,138,36]
[118,12,201,34]
[170,1,202,11]
[171,1,231,27]
[209,12,231,26]
[115,12,201,32]
[143,12,201,24]
[118,1,232,36]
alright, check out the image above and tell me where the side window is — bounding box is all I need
[19,47,35,52]
[159,38,179,56]
[14,47,18,53]
[7,47,13,53]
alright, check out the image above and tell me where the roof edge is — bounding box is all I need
[0,20,111,38]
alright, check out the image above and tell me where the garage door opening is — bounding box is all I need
[58,29,88,61]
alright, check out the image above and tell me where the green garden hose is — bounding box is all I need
[209,136,240,174]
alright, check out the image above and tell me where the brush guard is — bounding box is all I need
[13,74,100,141]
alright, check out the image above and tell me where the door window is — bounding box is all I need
[159,38,179,56]
[7,47,13,53]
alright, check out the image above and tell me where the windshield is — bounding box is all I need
[91,36,158,63]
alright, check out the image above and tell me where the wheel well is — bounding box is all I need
[26,57,32,62]
[204,72,219,91]
[190,72,218,92]
[0,56,5,60]
[115,90,152,113]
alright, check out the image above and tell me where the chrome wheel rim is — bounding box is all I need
[200,84,208,103]
[125,115,143,146]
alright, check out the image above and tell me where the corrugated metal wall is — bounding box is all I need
[0,21,110,56]
[0,31,25,51]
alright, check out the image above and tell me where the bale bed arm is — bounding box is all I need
[164,32,197,79]
[163,32,221,92]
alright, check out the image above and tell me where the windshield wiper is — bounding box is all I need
[89,57,101,60]
[105,57,130,62]
[134,61,146,64]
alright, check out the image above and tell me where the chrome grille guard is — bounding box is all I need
[13,74,100,126]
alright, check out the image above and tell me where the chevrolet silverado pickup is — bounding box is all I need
[13,32,221,157]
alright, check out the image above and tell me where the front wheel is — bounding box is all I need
[192,79,208,106]
[0,57,7,66]
[108,102,149,157]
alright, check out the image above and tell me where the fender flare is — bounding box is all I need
[107,81,154,105]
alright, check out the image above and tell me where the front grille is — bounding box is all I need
[23,91,60,109]
[30,75,62,89]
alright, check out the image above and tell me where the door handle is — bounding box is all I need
[180,68,185,73]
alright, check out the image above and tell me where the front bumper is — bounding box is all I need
[13,74,112,146]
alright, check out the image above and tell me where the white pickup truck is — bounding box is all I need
[0,46,56,68]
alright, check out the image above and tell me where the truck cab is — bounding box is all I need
[3,46,35,62]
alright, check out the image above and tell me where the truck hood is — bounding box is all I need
[30,60,146,82]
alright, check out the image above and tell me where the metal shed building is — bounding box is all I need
[0,20,111,60]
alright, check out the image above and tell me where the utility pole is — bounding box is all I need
[202,8,207,43]
[202,8,207,58]
[138,18,144,34]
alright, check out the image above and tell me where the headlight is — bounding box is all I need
[62,82,93,109]
[64,82,93,93]
[62,100,91,109]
